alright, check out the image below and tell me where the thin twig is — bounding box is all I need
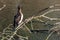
[45,31,54,40]
[0,4,6,11]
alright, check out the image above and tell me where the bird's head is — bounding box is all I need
[18,5,21,10]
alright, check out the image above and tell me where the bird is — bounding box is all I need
[13,5,23,28]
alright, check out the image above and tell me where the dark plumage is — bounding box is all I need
[13,5,21,28]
